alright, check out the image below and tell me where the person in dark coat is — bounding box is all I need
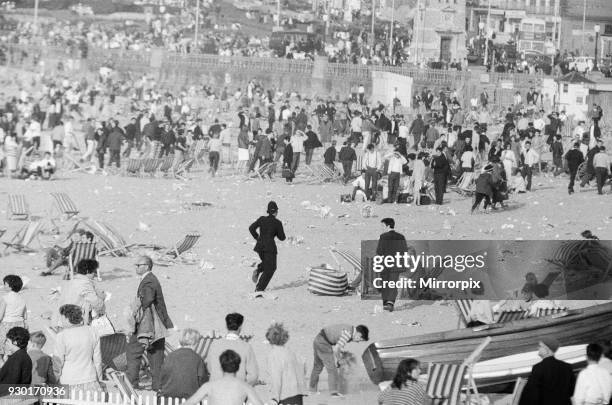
[96,123,109,169]
[282,138,293,183]
[126,256,174,391]
[107,120,125,168]
[304,125,322,165]
[565,142,584,194]
[323,140,337,171]
[471,165,495,213]
[0,327,32,397]
[339,141,357,184]
[581,138,603,187]
[519,337,575,405]
[409,115,425,150]
[376,218,408,312]
[248,202,286,296]
[550,135,564,176]
[431,147,449,205]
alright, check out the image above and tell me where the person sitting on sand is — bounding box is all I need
[20,152,56,180]
[183,350,263,405]
[42,230,87,277]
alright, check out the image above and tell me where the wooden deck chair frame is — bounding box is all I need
[174,158,195,180]
[426,336,491,405]
[68,241,99,279]
[496,309,528,323]
[2,221,43,254]
[50,192,80,220]
[511,377,527,405]
[157,155,174,176]
[162,232,201,262]
[7,194,29,220]
[62,152,90,173]
[106,369,139,403]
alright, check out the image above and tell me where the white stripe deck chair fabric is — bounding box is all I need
[123,158,142,176]
[496,309,528,323]
[548,241,589,268]
[174,158,195,180]
[7,194,29,220]
[106,369,139,403]
[308,267,348,296]
[426,336,491,405]
[453,299,474,328]
[329,247,362,284]
[51,192,80,219]
[69,242,98,279]
[158,155,174,175]
[2,221,43,253]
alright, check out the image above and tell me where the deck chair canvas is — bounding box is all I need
[51,192,80,220]
[157,156,174,176]
[106,369,139,403]
[174,158,195,180]
[453,299,474,328]
[426,336,491,405]
[141,158,162,177]
[329,247,362,291]
[69,241,98,279]
[453,172,478,196]
[155,232,201,265]
[496,309,528,323]
[245,161,276,181]
[511,377,527,405]
[2,221,43,253]
[7,194,29,220]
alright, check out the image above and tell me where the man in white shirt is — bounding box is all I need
[520,140,539,191]
[385,150,407,204]
[574,121,586,140]
[219,124,233,164]
[350,112,363,146]
[351,171,367,201]
[573,343,612,405]
[533,113,546,134]
[290,130,306,173]
[362,144,382,201]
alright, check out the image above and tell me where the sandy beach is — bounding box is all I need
[0,161,610,404]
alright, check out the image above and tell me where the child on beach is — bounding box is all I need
[0,275,27,360]
[28,331,57,385]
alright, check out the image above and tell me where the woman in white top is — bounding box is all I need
[460,146,475,173]
[500,142,517,183]
[266,323,306,405]
[0,275,27,358]
[53,304,102,393]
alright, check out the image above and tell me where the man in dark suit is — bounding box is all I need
[248,201,286,297]
[376,218,408,312]
[126,256,174,390]
[519,337,575,405]
[431,147,450,205]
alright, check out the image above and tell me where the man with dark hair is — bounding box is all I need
[339,141,357,184]
[519,338,575,405]
[0,327,32,395]
[520,140,539,191]
[309,324,368,397]
[184,350,263,405]
[573,343,612,405]
[362,143,381,201]
[248,201,286,296]
[126,256,174,390]
[565,142,584,194]
[206,313,258,385]
[377,218,408,312]
[581,138,603,187]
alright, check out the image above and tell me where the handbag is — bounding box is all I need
[282,168,293,179]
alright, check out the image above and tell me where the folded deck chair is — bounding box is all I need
[307,164,341,183]
[174,158,195,180]
[7,194,29,220]
[511,377,527,405]
[496,309,528,323]
[2,220,43,253]
[69,241,98,279]
[141,158,161,177]
[106,369,139,403]
[534,307,568,318]
[62,152,90,173]
[72,219,130,257]
[246,161,276,181]
[122,158,142,176]
[157,156,174,176]
[452,172,478,196]
[51,192,80,219]
[426,336,491,405]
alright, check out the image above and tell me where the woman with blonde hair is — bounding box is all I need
[266,323,306,405]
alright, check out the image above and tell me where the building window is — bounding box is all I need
[563,84,568,93]
[576,96,583,104]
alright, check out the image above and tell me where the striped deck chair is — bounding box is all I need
[7,194,29,220]
[426,336,491,405]
[496,309,528,323]
[535,307,568,318]
[329,247,362,279]
[452,172,478,196]
[68,241,98,279]
[174,158,195,180]
[158,155,174,176]
[453,299,474,328]
[2,221,43,253]
[246,161,277,181]
[141,158,161,177]
[51,192,80,219]
[511,377,527,405]
[106,369,139,403]
[307,164,340,183]
[547,241,589,269]
[159,232,201,264]
[122,158,142,176]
